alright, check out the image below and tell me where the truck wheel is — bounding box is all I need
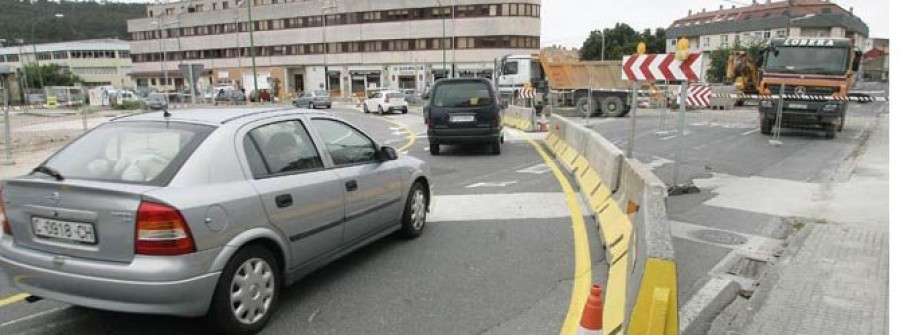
[824,123,836,139]
[600,96,626,117]
[760,117,774,135]
[575,97,597,116]
[838,116,845,132]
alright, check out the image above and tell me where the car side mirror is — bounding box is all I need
[379,146,398,161]
[421,92,430,100]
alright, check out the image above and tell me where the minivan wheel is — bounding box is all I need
[491,138,501,155]
[429,143,440,155]
[309,102,315,110]
[363,104,370,113]
[399,182,428,238]
[207,245,281,335]
[378,106,385,115]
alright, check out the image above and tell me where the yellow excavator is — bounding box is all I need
[726,51,761,105]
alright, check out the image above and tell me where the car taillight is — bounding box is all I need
[0,187,10,236]
[384,96,390,103]
[135,202,196,255]
[491,116,500,128]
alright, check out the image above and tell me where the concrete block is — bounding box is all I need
[583,131,624,193]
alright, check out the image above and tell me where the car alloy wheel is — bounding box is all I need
[230,257,276,325]
[400,183,428,238]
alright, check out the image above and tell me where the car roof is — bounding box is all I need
[112,107,331,125]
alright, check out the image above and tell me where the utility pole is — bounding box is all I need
[235,0,259,102]
[322,0,337,93]
[152,18,170,105]
[435,0,447,80]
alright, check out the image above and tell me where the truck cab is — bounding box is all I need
[758,38,862,139]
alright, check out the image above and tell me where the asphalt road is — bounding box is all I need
[0,106,603,335]
[566,96,888,329]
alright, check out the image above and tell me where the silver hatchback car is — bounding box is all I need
[0,108,431,334]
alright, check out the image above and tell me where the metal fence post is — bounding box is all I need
[668,81,699,195]
[2,109,12,166]
[626,81,639,158]
[771,83,786,146]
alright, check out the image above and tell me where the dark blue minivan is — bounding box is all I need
[424,78,503,155]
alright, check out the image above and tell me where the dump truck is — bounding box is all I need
[757,38,862,139]
[495,51,632,117]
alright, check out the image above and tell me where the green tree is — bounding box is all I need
[580,23,668,61]
[23,63,82,88]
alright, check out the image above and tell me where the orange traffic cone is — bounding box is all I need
[578,284,603,335]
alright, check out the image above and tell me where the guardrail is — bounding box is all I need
[547,114,678,335]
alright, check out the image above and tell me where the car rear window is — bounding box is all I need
[433,82,492,107]
[387,93,404,98]
[41,121,214,186]
[315,90,329,96]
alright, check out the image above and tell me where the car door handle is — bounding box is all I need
[345,180,358,192]
[275,194,293,208]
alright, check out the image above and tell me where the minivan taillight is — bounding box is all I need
[384,95,390,103]
[0,187,10,236]
[135,202,196,255]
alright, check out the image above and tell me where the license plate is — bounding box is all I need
[32,217,96,244]
[788,103,808,109]
[451,115,475,123]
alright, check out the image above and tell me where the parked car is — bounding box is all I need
[146,93,169,110]
[424,78,503,155]
[0,108,432,335]
[215,89,247,103]
[400,89,418,104]
[294,90,332,109]
[363,90,408,115]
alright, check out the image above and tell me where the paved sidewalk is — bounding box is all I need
[741,115,889,335]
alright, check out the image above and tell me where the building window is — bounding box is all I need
[52,51,68,59]
[670,39,676,46]
[776,29,786,38]
[702,37,710,47]
[721,35,729,46]
[764,31,772,39]
[223,2,228,9]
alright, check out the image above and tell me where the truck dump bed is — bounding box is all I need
[539,52,628,91]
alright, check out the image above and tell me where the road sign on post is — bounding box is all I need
[621,38,703,196]
[179,64,204,104]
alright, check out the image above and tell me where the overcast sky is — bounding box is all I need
[540,0,890,48]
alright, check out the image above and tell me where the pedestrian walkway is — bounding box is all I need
[741,115,889,335]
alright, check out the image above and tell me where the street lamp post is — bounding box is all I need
[322,0,338,93]
[30,13,64,95]
[435,0,447,80]
[151,19,171,105]
[236,0,259,102]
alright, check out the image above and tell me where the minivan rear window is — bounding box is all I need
[40,121,214,186]
[433,82,492,107]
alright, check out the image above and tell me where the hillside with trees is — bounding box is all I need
[580,23,668,61]
[0,0,147,46]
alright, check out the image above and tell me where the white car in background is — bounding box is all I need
[363,90,408,115]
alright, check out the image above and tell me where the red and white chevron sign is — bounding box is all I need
[621,53,703,82]
[686,85,711,107]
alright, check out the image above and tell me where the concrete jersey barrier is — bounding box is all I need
[547,114,678,335]
[502,105,537,131]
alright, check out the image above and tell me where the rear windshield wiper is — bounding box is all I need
[32,166,65,181]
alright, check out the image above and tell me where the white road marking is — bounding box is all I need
[0,307,66,328]
[429,192,590,222]
[516,163,551,175]
[465,181,518,188]
[741,129,759,136]
[660,135,678,141]
[644,157,674,170]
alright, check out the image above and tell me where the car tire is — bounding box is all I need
[207,245,281,335]
[824,123,836,139]
[378,106,385,115]
[326,104,332,109]
[402,108,408,114]
[429,143,440,155]
[491,138,502,155]
[399,182,428,239]
[760,116,774,135]
[363,104,370,113]
[309,102,315,110]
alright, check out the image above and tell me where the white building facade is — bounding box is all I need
[665,0,869,57]
[0,39,134,88]
[127,0,542,101]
